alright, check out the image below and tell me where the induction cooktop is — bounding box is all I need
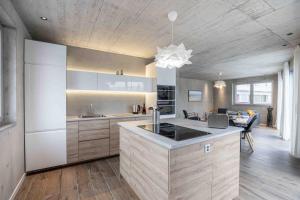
[137,123,211,141]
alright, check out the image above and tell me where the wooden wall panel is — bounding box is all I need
[169,141,213,200]
[211,134,240,200]
[119,127,169,200]
[169,134,240,200]
[110,118,136,156]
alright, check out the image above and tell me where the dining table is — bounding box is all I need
[230,115,250,127]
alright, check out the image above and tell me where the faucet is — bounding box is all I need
[149,107,161,125]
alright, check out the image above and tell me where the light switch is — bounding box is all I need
[204,144,211,153]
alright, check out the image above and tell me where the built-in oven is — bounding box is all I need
[157,85,176,116]
[157,85,175,101]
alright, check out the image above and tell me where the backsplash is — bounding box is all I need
[67,91,145,116]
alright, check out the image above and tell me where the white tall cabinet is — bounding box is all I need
[156,67,176,86]
[25,40,67,172]
[145,62,176,118]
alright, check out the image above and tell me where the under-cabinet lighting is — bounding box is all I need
[66,90,153,95]
[67,68,146,78]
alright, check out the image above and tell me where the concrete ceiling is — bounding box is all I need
[12,0,300,80]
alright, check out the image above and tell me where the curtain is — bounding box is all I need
[291,45,300,158]
[277,62,292,140]
[276,71,283,131]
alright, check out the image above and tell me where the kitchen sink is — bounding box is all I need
[79,114,106,118]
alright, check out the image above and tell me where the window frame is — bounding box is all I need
[252,82,273,105]
[232,80,273,106]
[233,83,251,105]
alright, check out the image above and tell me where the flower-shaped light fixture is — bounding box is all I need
[155,11,193,69]
[214,72,226,89]
[155,43,192,68]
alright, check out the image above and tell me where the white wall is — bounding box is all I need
[176,78,214,119]
[0,1,30,199]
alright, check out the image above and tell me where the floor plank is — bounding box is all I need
[14,174,38,200]
[60,166,79,200]
[15,127,300,200]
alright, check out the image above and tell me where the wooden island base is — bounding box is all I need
[120,127,240,200]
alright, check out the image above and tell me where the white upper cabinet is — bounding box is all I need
[67,71,98,90]
[25,40,66,66]
[67,71,154,92]
[99,73,153,92]
[156,67,176,86]
[128,76,152,92]
[98,73,128,91]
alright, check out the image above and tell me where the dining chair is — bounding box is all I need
[183,110,200,120]
[241,115,257,152]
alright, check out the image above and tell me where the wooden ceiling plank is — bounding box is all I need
[11,0,300,79]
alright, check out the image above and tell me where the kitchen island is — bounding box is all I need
[119,119,243,200]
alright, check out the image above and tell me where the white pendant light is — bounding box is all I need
[155,11,193,69]
[214,72,226,89]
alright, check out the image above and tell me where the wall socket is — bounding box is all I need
[204,144,211,153]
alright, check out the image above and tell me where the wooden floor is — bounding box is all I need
[238,127,300,200]
[15,127,300,200]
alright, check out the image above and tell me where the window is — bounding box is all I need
[233,81,272,105]
[253,82,272,105]
[235,84,251,104]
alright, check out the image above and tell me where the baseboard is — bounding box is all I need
[9,173,26,200]
[259,123,267,127]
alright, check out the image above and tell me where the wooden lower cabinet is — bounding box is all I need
[78,129,109,141]
[67,120,110,164]
[78,138,109,161]
[120,127,240,200]
[67,116,152,164]
[79,119,109,131]
[66,122,79,163]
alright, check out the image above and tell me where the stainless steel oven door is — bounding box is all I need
[158,105,175,115]
[158,100,175,115]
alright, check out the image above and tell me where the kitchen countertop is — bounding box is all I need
[67,113,152,122]
[118,118,243,149]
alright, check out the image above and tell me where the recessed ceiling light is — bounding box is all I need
[40,16,47,20]
[287,32,293,36]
